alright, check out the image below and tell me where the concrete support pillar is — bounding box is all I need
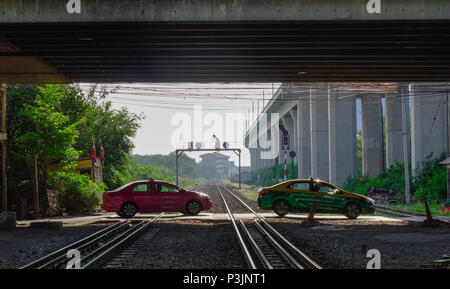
[385,94,406,168]
[328,88,357,186]
[361,94,384,177]
[297,89,311,179]
[411,83,446,175]
[310,86,329,181]
[249,148,258,172]
[288,108,298,164]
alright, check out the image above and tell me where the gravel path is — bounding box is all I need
[117,220,244,269]
[267,218,450,269]
[195,180,268,214]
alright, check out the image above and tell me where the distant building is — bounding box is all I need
[199,152,235,179]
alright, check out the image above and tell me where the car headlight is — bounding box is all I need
[366,198,376,205]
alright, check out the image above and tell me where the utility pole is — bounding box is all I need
[1,84,7,212]
[402,84,411,204]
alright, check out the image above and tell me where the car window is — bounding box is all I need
[156,183,180,193]
[289,182,310,191]
[315,183,335,193]
[132,183,151,192]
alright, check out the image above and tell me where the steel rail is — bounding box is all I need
[215,182,257,269]
[253,220,304,269]
[36,221,133,269]
[21,213,163,269]
[220,182,322,269]
[238,220,273,269]
[20,221,125,269]
[82,213,163,268]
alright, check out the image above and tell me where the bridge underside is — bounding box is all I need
[1,20,450,83]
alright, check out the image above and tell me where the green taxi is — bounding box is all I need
[257,178,376,219]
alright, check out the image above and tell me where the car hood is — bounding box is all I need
[191,191,210,199]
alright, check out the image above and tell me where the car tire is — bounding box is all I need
[119,202,138,218]
[344,203,361,219]
[185,199,202,215]
[273,200,290,217]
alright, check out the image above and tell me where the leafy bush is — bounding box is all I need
[341,151,447,202]
[49,171,106,213]
[251,163,298,187]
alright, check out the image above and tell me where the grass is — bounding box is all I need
[223,180,260,201]
[391,202,450,216]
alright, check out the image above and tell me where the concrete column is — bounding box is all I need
[361,94,384,177]
[297,89,311,179]
[328,87,357,186]
[289,108,298,164]
[410,83,446,175]
[249,148,257,172]
[255,147,262,171]
[385,91,406,168]
[310,85,329,181]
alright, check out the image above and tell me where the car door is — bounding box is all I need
[288,181,315,212]
[131,182,160,212]
[312,182,344,213]
[155,182,184,211]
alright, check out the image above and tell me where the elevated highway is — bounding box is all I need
[1,0,450,83]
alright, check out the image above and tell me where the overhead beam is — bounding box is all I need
[1,0,450,22]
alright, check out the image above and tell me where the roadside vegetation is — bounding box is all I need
[248,152,448,215]
[251,163,298,187]
[131,154,202,189]
[1,84,142,214]
[223,180,259,201]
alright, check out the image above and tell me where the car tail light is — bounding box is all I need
[258,190,269,195]
[104,192,113,201]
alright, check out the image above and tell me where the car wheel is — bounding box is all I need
[344,203,361,219]
[185,199,202,215]
[273,200,290,217]
[120,202,138,218]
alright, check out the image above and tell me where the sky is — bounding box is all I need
[80,83,282,167]
[79,83,390,168]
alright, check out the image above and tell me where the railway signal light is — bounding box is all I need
[282,134,289,150]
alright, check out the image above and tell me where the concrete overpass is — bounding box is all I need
[244,82,447,186]
[1,0,450,83]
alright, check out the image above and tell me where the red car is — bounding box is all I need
[101,179,213,218]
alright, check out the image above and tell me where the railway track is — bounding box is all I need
[20,213,163,269]
[215,181,321,269]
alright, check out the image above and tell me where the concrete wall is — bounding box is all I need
[361,94,384,178]
[2,0,450,23]
[328,87,357,186]
[410,83,446,175]
[385,84,411,168]
[297,91,311,179]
